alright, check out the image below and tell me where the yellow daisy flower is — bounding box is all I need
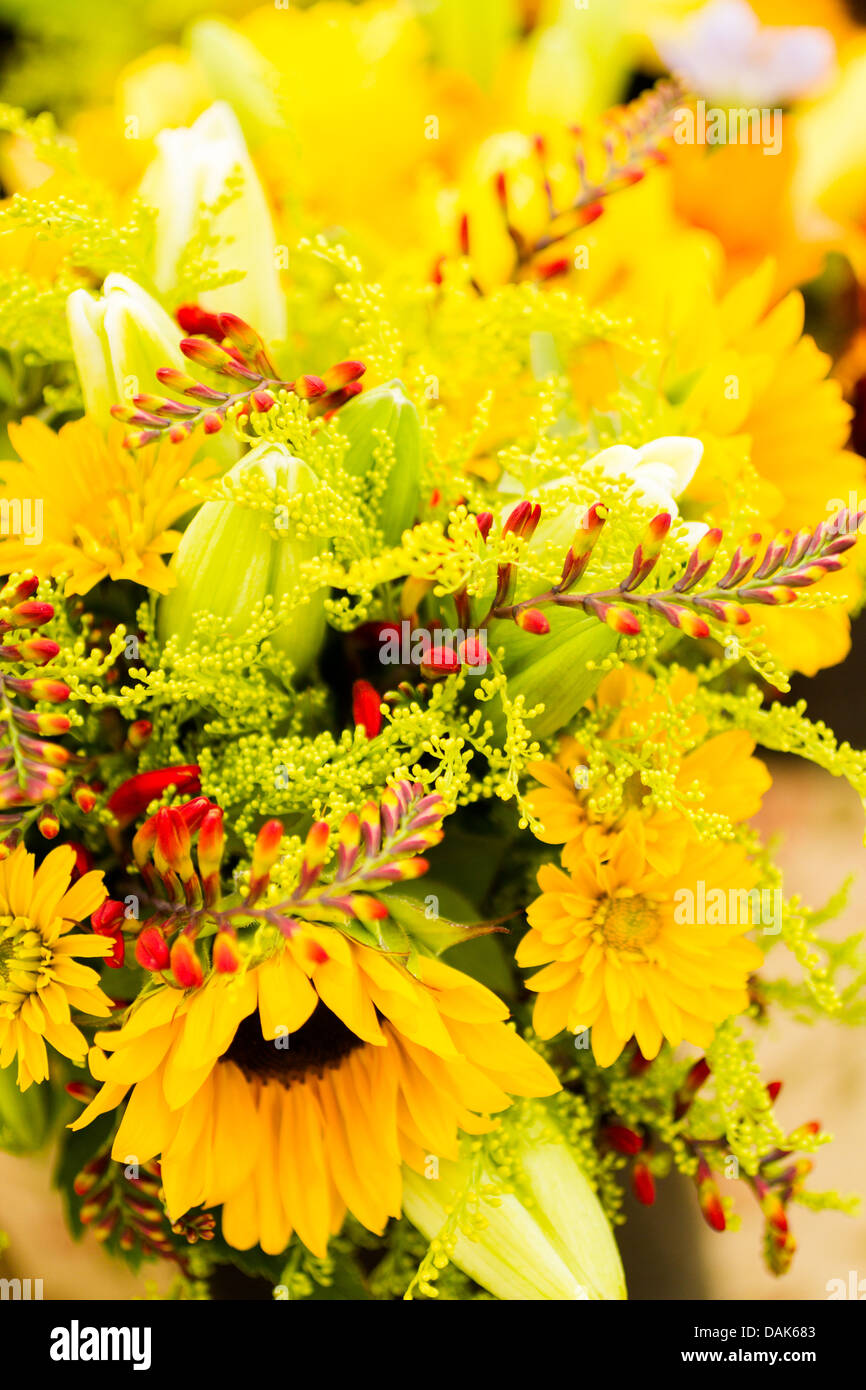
[0,844,111,1090]
[72,926,559,1258]
[525,669,771,872]
[519,816,765,1066]
[0,416,218,597]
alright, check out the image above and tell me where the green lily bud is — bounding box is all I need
[490,609,618,741]
[337,380,422,547]
[403,1102,626,1301]
[187,19,285,149]
[139,101,286,344]
[419,0,517,90]
[159,441,327,681]
[66,273,184,428]
[0,1064,51,1154]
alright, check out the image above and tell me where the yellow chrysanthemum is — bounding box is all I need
[0,417,218,597]
[519,816,764,1066]
[526,669,771,871]
[72,925,559,1257]
[0,844,111,1090]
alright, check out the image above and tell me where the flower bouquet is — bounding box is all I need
[0,0,864,1306]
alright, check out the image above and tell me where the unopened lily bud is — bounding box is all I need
[187,19,285,148]
[403,1103,625,1301]
[140,102,286,343]
[475,511,494,543]
[159,443,327,682]
[492,610,618,741]
[135,924,171,973]
[170,934,203,989]
[66,273,185,428]
[336,380,422,546]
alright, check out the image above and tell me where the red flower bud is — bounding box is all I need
[91,900,126,935]
[37,806,60,839]
[632,1160,656,1206]
[603,1124,644,1156]
[176,303,224,340]
[213,930,241,975]
[352,679,382,738]
[515,607,550,635]
[170,934,203,989]
[107,765,201,828]
[135,925,170,972]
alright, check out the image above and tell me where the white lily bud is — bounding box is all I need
[139,101,286,343]
[66,273,184,428]
[158,441,326,682]
[403,1102,627,1301]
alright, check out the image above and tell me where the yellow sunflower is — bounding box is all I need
[0,417,218,597]
[72,925,559,1258]
[520,815,764,1066]
[0,844,111,1090]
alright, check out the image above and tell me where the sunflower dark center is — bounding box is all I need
[219,1004,365,1086]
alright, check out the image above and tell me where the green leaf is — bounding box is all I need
[386,894,503,956]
